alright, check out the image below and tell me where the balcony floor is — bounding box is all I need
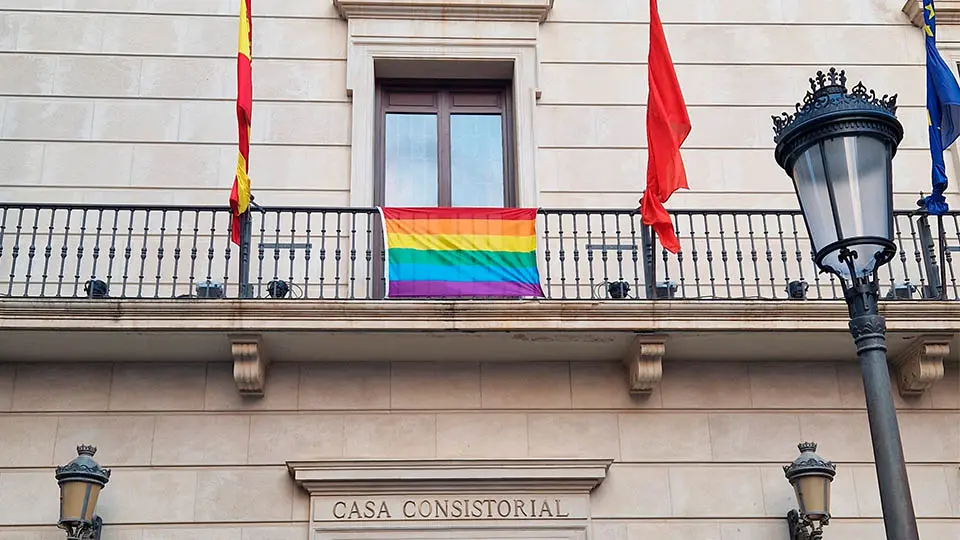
[0,299,956,364]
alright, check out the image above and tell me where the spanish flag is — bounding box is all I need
[229,0,252,245]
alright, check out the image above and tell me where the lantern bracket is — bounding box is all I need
[787,509,825,540]
[89,515,103,540]
[64,516,102,540]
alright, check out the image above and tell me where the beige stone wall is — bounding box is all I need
[0,359,956,539]
[0,1,951,209]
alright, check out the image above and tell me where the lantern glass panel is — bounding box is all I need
[60,480,101,523]
[792,142,838,254]
[792,135,894,279]
[822,135,891,241]
[795,475,831,521]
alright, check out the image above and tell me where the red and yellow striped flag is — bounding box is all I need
[229,0,252,245]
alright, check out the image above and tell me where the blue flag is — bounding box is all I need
[922,0,960,214]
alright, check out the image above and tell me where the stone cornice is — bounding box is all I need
[2,299,960,333]
[333,0,554,22]
[903,1,960,27]
[287,459,611,495]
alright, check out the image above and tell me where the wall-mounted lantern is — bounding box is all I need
[55,445,110,540]
[784,442,836,540]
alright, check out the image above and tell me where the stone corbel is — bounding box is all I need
[231,335,268,397]
[890,335,951,397]
[903,0,924,27]
[623,335,665,396]
[903,1,960,28]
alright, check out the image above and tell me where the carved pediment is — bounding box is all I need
[333,0,554,22]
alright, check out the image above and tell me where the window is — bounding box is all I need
[375,81,516,208]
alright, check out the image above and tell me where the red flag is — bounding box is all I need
[641,0,691,254]
[229,0,252,245]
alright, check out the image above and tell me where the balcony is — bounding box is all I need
[0,203,957,373]
[1,203,957,301]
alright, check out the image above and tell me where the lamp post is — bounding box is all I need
[55,445,110,540]
[772,68,918,540]
[784,442,837,540]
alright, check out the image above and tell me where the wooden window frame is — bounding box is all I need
[373,79,517,208]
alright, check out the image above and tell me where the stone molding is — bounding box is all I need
[889,335,951,396]
[287,459,611,495]
[334,0,554,22]
[4,299,960,332]
[344,27,542,208]
[623,335,665,395]
[903,1,960,27]
[230,334,268,397]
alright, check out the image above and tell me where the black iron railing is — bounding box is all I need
[0,203,956,301]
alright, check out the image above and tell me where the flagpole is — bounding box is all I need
[238,207,253,299]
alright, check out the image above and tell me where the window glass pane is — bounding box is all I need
[450,114,505,207]
[385,113,438,206]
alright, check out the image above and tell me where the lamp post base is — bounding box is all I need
[847,281,920,540]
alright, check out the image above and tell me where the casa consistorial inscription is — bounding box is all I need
[287,458,611,535]
[321,496,574,522]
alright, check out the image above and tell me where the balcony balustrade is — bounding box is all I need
[0,203,956,302]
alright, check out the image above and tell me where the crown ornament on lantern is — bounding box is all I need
[77,444,97,456]
[798,441,818,453]
[772,67,899,143]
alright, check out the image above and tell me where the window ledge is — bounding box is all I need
[903,0,960,27]
[333,0,554,22]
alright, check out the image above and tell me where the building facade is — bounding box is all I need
[0,1,958,540]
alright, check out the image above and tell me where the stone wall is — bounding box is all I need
[0,0,950,209]
[0,359,956,539]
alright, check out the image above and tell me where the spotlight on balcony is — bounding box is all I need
[266,279,290,299]
[885,283,916,300]
[607,280,630,299]
[83,279,109,299]
[654,281,677,299]
[787,280,809,300]
[196,280,224,299]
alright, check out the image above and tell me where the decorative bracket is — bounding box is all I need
[889,335,951,397]
[231,335,268,397]
[787,509,824,540]
[903,1,960,28]
[623,335,665,396]
[903,0,924,27]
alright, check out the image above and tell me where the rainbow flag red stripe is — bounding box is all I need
[229,0,252,245]
[380,207,544,298]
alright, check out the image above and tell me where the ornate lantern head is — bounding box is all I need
[773,68,903,284]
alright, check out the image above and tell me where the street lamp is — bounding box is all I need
[784,442,837,540]
[773,68,919,540]
[55,445,110,540]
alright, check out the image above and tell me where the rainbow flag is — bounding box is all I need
[380,207,545,298]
